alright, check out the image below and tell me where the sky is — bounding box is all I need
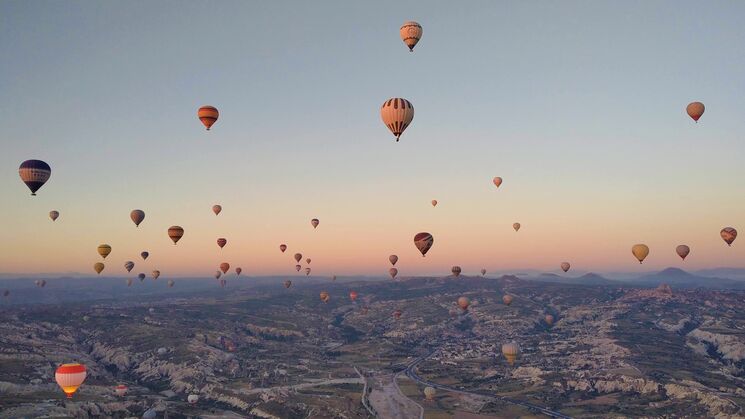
[2,1,745,278]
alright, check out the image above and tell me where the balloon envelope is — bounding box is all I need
[198,106,219,130]
[389,255,398,266]
[431,200,437,207]
[294,253,302,263]
[502,295,513,306]
[400,21,422,51]
[305,267,311,276]
[676,245,690,260]
[502,343,519,365]
[451,266,462,277]
[686,101,705,122]
[513,223,521,232]
[295,264,301,272]
[632,244,650,264]
[130,209,145,227]
[152,270,160,279]
[49,211,59,221]
[235,267,242,276]
[349,291,358,302]
[457,296,470,311]
[19,160,51,196]
[55,363,86,398]
[389,267,398,279]
[97,244,112,259]
[311,218,319,229]
[381,98,414,141]
[493,177,503,188]
[168,226,184,244]
[217,238,227,249]
[721,227,737,246]
[94,263,105,275]
[545,314,555,326]
[284,280,292,288]
[212,205,222,215]
[480,268,486,276]
[124,261,135,272]
[560,262,571,273]
[141,251,149,260]
[414,232,434,257]
[220,263,230,274]
[280,244,287,253]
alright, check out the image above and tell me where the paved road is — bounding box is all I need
[402,350,574,419]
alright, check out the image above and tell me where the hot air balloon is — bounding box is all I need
[451,266,462,277]
[400,21,422,51]
[631,244,650,264]
[513,223,521,232]
[423,386,436,401]
[305,267,311,276]
[502,295,513,306]
[220,263,230,274]
[295,264,301,272]
[457,296,470,311]
[686,102,705,122]
[560,262,571,273]
[215,271,222,279]
[393,310,402,320]
[212,204,222,215]
[124,261,134,272]
[217,238,227,249]
[168,226,184,244]
[311,218,319,229]
[94,263,105,275]
[126,278,133,287]
[349,291,358,302]
[480,268,486,276]
[389,267,398,279]
[721,227,737,246]
[294,253,302,263]
[114,385,128,397]
[676,245,690,260]
[306,258,312,265]
[545,314,555,326]
[167,279,174,288]
[502,343,519,365]
[284,280,292,289]
[198,106,219,130]
[34,280,40,287]
[280,244,287,253]
[40,280,47,288]
[431,200,437,207]
[55,363,86,398]
[97,244,112,259]
[493,177,503,188]
[381,98,414,141]
[219,279,227,287]
[389,255,399,266]
[320,291,329,303]
[235,267,242,276]
[188,394,199,404]
[19,160,51,196]
[152,270,160,280]
[49,211,59,222]
[130,209,145,227]
[414,232,433,257]
[138,273,146,281]
[141,251,149,260]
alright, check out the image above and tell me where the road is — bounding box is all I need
[401,350,574,419]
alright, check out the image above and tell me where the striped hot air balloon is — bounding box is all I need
[413,232,433,257]
[168,226,184,244]
[502,343,519,365]
[55,363,87,398]
[198,106,219,130]
[400,21,423,52]
[19,160,51,196]
[381,98,414,142]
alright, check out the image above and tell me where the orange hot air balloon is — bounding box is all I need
[676,245,690,260]
[198,106,219,130]
[721,227,737,246]
[381,98,414,141]
[493,177,503,188]
[389,255,398,266]
[480,268,486,276]
[400,21,422,52]
[414,232,434,257]
[49,210,59,221]
[168,226,184,245]
[457,296,470,311]
[284,280,292,289]
[311,218,319,229]
[114,384,128,397]
[545,314,555,326]
[130,209,145,227]
[305,267,311,276]
[295,264,301,272]
[393,310,402,320]
[294,253,302,263]
[451,266,462,277]
[212,204,222,215]
[349,291,358,302]
[97,244,112,259]
[631,244,650,264]
[280,244,287,253]
[431,200,437,207]
[220,263,230,274]
[389,267,398,279]
[235,267,242,276]
[560,262,571,273]
[94,263,105,275]
[55,363,87,398]
[320,291,329,303]
[306,258,311,265]
[502,343,519,365]
[217,238,227,249]
[502,294,513,306]
[686,102,705,122]
[513,223,521,232]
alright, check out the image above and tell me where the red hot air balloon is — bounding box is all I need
[198,106,219,130]
[280,244,287,253]
[294,253,302,263]
[212,204,222,215]
[349,291,358,302]
[686,102,705,122]
[19,160,52,196]
[676,245,690,260]
[389,255,398,266]
[414,232,434,257]
[393,310,402,320]
[217,238,227,249]
[55,363,86,398]
[220,263,230,274]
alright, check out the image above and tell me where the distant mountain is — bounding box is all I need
[625,267,745,289]
[524,272,618,286]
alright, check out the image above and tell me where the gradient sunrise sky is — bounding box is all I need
[2,1,745,278]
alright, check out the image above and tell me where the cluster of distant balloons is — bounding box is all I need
[11,20,724,401]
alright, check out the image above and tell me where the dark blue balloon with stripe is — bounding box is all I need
[18,160,51,196]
